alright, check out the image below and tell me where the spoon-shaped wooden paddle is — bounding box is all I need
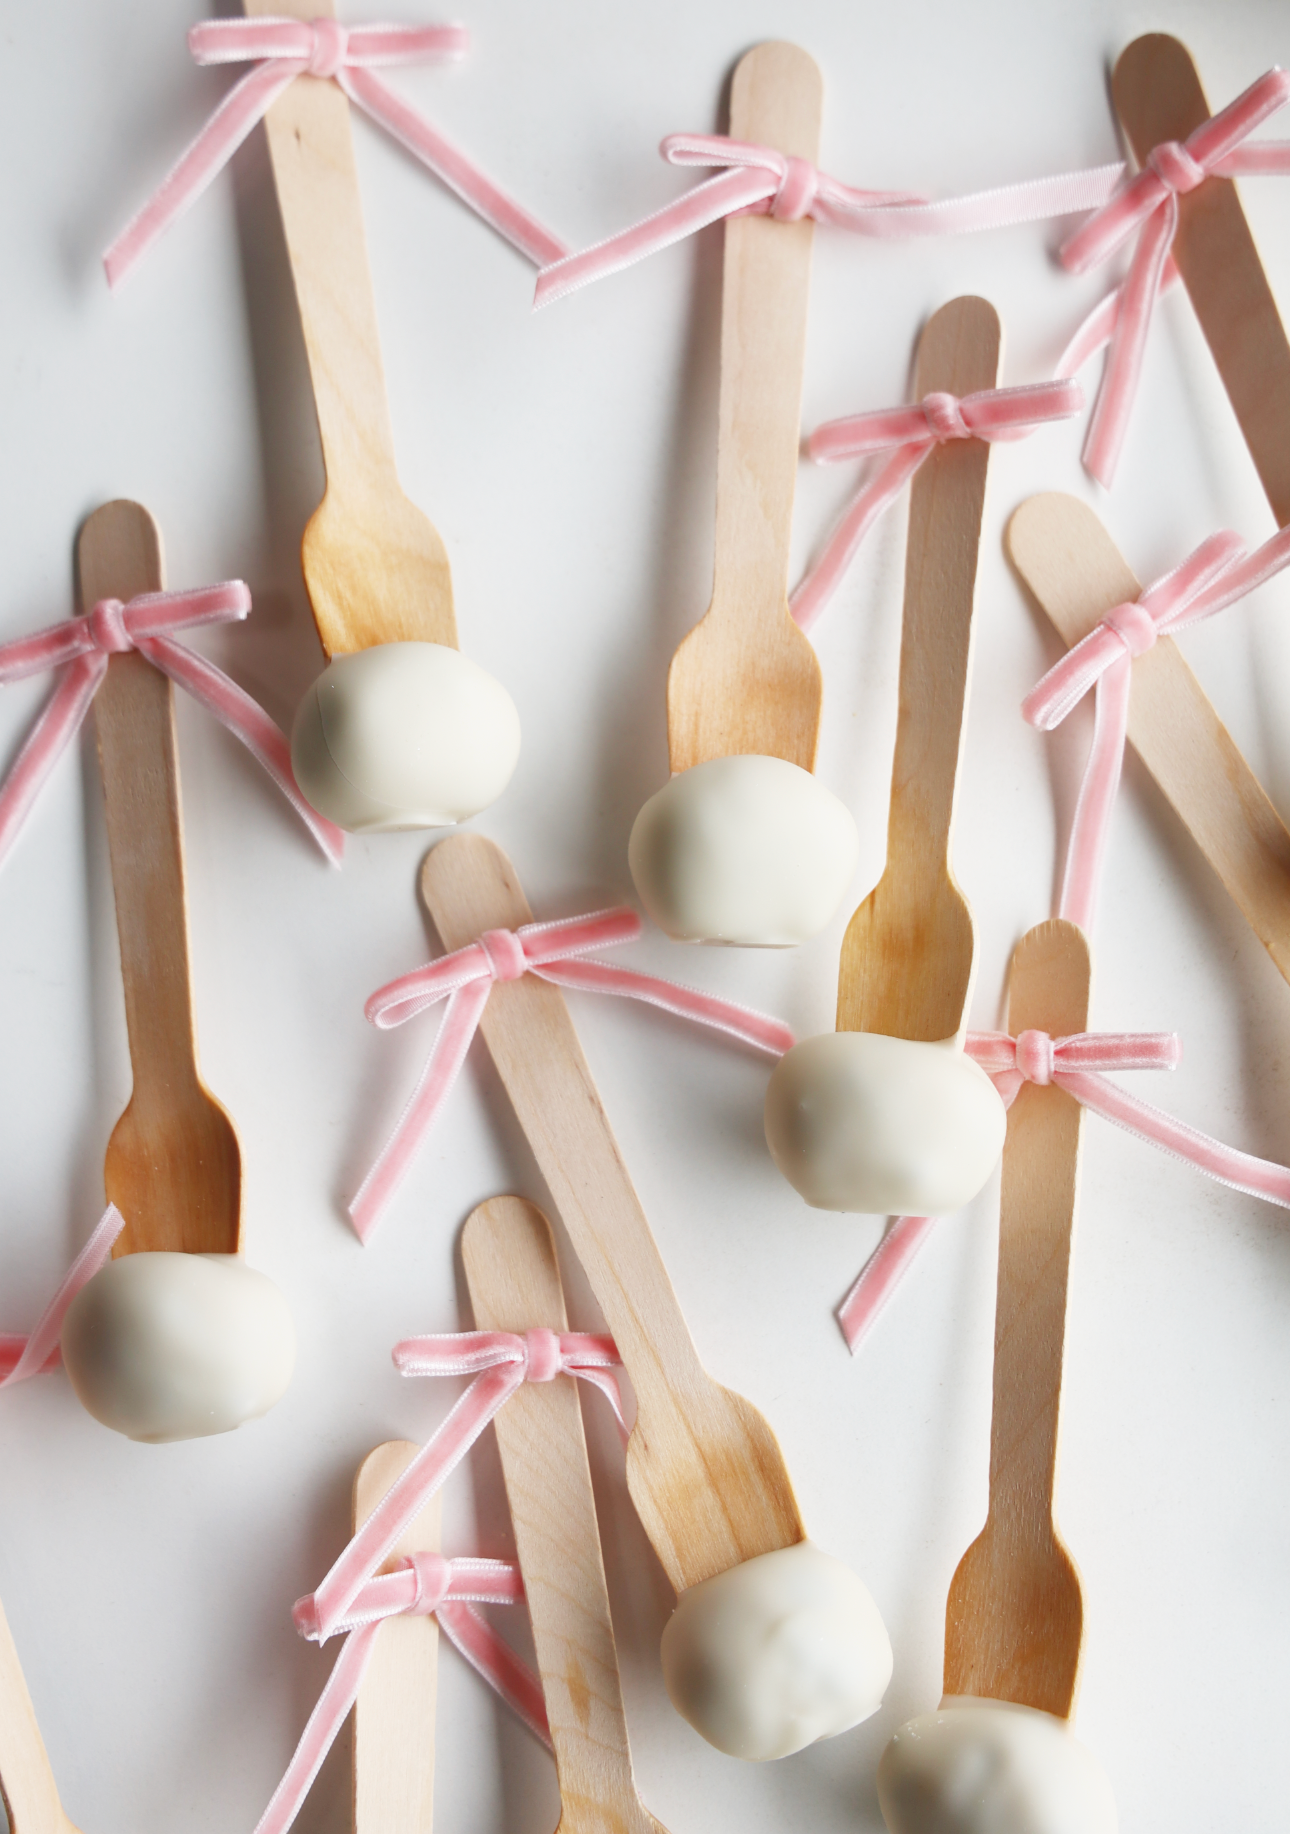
[0,1602,81,1834]
[420,833,805,1592]
[80,500,241,1257]
[836,297,1002,1039]
[666,42,823,773]
[1114,35,1290,527]
[1008,492,1290,990]
[464,1196,669,1834]
[943,920,1090,1716]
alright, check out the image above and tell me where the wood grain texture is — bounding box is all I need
[943,920,1090,1718]
[420,834,804,1593]
[1114,36,1290,527]
[666,42,824,772]
[836,298,1002,1039]
[0,1602,80,1834]
[246,0,456,653]
[463,1198,667,1834]
[352,1441,442,1834]
[1008,492,1290,987]
[78,501,241,1258]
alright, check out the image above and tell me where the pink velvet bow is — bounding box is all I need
[790,379,1083,631]
[350,908,795,1242]
[1058,66,1290,486]
[106,15,567,288]
[252,1550,549,1834]
[0,1205,124,1388]
[1023,523,1290,934]
[0,583,344,869]
[307,1327,625,1642]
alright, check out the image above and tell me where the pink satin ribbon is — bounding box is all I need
[106,16,567,288]
[1058,66,1290,486]
[252,1550,549,1834]
[350,907,795,1242]
[790,379,1083,631]
[0,1205,125,1388]
[0,583,344,870]
[308,1327,626,1642]
[1023,523,1290,935]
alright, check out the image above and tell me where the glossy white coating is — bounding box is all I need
[764,1031,1007,1214]
[60,1253,296,1444]
[878,1700,1118,1834]
[291,641,521,832]
[628,754,859,945]
[659,1541,893,1761]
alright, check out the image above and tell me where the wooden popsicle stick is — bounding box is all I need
[836,298,1002,1040]
[420,833,805,1593]
[1008,492,1290,988]
[0,1603,81,1834]
[943,920,1090,1718]
[665,42,824,773]
[463,1197,668,1834]
[78,501,242,1257]
[352,1441,443,1834]
[1113,36,1290,527]
[245,0,456,654]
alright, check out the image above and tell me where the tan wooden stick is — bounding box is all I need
[1114,35,1290,526]
[79,500,242,1257]
[943,920,1089,1718]
[0,1602,80,1834]
[463,1197,668,1834]
[420,833,804,1593]
[1008,491,1290,989]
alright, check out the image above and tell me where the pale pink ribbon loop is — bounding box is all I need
[790,379,1083,631]
[0,585,344,868]
[106,16,567,288]
[0,1205,125,1387]
[350,907,795,1242]
[1022,523,1290,934]
[307,1328,625,1643]
[1057,66,1290,485]
[252,1550,549,1834]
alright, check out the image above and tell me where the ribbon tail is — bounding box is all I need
[250,1621,381,1834]
[790,445,929,632]
[0,656,105,873]
[1080,199,1178,487]
[836,1216,937,1355]
[1056,655,1132,934]
[435,1601,553,1749]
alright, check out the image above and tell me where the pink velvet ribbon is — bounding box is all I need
[1023,523,1290,935]
[307,1327,626,1642]
[252,1550,550,1834]
[1058,67,1290,486]
[350,908,796,1242]
[0,1205,124,1388]
[790,379,1084,631]
[106,16,567,288]
[0,584,344,870]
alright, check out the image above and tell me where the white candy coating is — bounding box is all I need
[659,1541,893,1761]
[878,1700,1118,1834]
[291,642,521,832]
[764,1031,1007,1215]
[628,755,859,945]
[60,1253,296,1444]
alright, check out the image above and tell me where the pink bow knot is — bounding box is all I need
[1147,138,1207,195]
[1014,1028,1056,1087]
[1102,598,1158,660]
[478,925,529,983]
[305,17,349,80]
[86,598,134,655]
[402,1548,452,1615]
[770,154,819,221]
[920,391,972,440]
[521,1326,563,1383]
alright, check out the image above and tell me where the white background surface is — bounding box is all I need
[2,1,1290,1829]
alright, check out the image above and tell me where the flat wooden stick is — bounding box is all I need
[0,1602,80,1834]
[1008,492,1290,988]
[943,920,1089,1718]
[420,833,804,1594]
[463,1197,667,1834]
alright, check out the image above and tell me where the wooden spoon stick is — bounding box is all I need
[0,1603,81,1834]
[836,297,1002,1039]
[79,501,241,1257]
[463,1197,667,1834]
[943,920,1090,1718]
[420,833,805,1593]
[1008,492,1290,989]
[1113,35,1290,526]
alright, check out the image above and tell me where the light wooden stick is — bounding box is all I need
[0,1602,80,1834]
[463,1197,667,1834]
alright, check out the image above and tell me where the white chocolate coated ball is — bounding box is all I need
[60,1253,296,1444]
[659,1541,893,1760]
[878,1700,1118,1834]
[628,755,859,945]
[764,1031,1007,1215]
[291,642,521,832]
